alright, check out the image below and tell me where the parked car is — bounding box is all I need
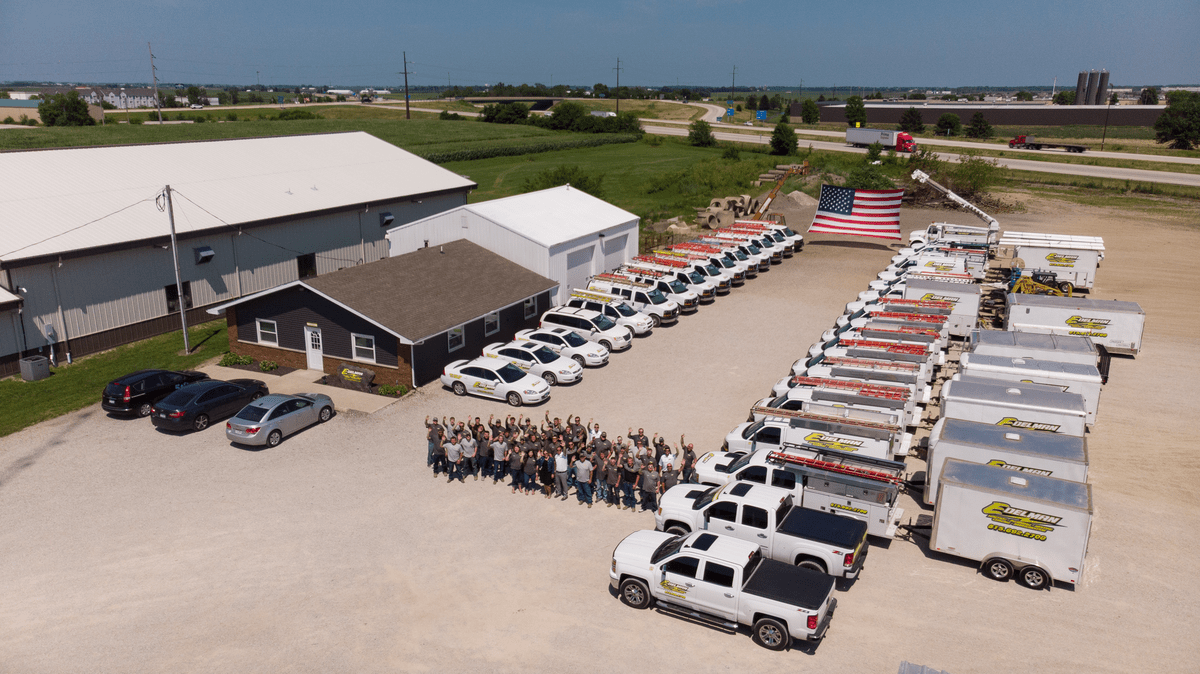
[102,370,209,417]
[225,393,334,447]
[150,379,269,432]
[481,340,583,385]
[190,103,204,109]
[514,327,609,367]
[439,357,551,407]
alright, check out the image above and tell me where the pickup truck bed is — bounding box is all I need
[779,507,869,549]
[743,559,835,610]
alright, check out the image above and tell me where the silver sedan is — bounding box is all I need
[225,393,334,447]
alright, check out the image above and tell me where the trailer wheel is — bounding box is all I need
[619,578,652,609]
[1058,281,1073,295]
[982,558,1014,582]
[752,618,790,651]
[1018,566,1050,590]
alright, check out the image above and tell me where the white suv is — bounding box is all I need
[539,307,632,352]
[586,276,680,326]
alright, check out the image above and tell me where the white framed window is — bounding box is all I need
[351,333,376,363]
[448,326,465,352]
[256,319,278,345]
[484,312,500,336]
[523,297,537,319]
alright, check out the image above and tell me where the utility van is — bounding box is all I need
[612,267,701,312]
[652,250,739,289]
[716,229,784,264]
[671,242,755,281]
[565,288,655,335]
[940,379,1088,438]
[807,335,943,370]
[726,405,910,461]
[924,417,1088,506]
[794,353,933,386]
[959,352,1103,426]
[757,376,920,428]
[701,235,771,272]
[629,256,719,301]
[733,219,804,252]
[587,274,680,327]
[1005,294,1145,356]
[929,458,1093,590]
[727,224,794,258]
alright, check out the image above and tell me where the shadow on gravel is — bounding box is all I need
[0,408,94,492]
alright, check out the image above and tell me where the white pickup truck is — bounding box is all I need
[610,530,837,650]
[655,482,869,579]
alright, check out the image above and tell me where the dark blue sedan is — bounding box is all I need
[150,379,269,432]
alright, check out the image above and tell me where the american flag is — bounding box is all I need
[808,184,905,240]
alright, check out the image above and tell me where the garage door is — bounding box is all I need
[566,246,595,296]
[603,234,628,272]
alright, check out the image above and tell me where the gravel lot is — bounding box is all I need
[1,196,1197,673]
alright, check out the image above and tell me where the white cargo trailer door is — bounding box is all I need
[566,246,595,298]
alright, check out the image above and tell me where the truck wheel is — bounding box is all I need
[796,557,827,574]
[452,382,466,396]
[650,315,661,329]
[1018,566,1050,590]
[665,525,689,536]
[619,578,652,609]
[506,392,522,407]
[752,618,790,651]
[983,558,1014,582]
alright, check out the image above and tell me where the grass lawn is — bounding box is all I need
[0,320,229,438]
[561,99,704,121]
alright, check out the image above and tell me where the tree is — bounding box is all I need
[948,151,1002,198]
[687,119,717,147]
[185,85,204,106]
[897,107,925,134]
[935,113,962,136]
[844,95,866,126]
[769,119,797,155]
[907,92,927,100]
[759,94,770,111]
[865,141,883,163]
[1015,90,1033,101]
[0,90,9,99]
[1109,92,1119,105]
[522,165,605,198]
[592,83,609,98]
[965,111,994,139]
[1153,90,1200,150]
[480,102,529,124]
[844,164,895,190]
[817,94,826,102]
[1053,90,1076,105]
[1139,87,1159,105]
[37,91,95,126]
[745,96,757,111]
[801,99,819,124]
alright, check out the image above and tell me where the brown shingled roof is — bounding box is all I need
[305,239,557,342]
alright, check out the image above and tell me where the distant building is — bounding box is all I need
[0,99,41,123]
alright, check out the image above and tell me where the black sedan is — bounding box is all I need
[150,379,270,432]
[102,369,209,417]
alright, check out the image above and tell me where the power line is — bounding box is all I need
[0,197,154,260]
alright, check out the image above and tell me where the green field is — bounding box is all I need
[0,320,228,438]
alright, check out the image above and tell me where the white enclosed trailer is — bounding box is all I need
[959,353,1103,426]
[1005,294,1145,356]
[940,379,1088,437]
[924,418,1089,505]
[902,277,981,337]
[967,329,1106,380]
[930,458,1093,589]
[999,237,1103,291]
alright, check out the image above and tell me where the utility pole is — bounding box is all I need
[163,186,190,353]
[731,65,737,106]
[147,43,163,123]
[401,52,413,119]
[257,70,260,87]
[613,58,622,114]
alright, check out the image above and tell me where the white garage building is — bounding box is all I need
[385,185,639,304]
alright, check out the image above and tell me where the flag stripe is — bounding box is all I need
[808,184,904,241]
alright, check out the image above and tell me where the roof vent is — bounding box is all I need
[1004,432,1021,441]
[1006,387,1021,395]
[1009,476,1028,487]
[1013,358,1026,365]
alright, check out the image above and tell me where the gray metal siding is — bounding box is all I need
[236,286,399,368]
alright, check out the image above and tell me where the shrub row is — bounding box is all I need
[418,134,640,164]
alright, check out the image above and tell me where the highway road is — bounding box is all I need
[643,124,1200,188]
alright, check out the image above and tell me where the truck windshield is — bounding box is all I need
[741,421,765,440]
[747,245,762,255]
[782,227,797,237]
[771,232,787,242]
[562,332,588,347]
[667,280,688,294]
[687,271,705,284]
[531,347,560,364]
[647,290,668,304]
[615,303,636,317]
[724,449,756,475]
[593,315,617,331]
[651,535,686,564]
[704,264,721,275]
[733,250,749,260]
[690,486,721,511]
[496,364,525,383]
[716,258,734,268]
[769,394,789,407]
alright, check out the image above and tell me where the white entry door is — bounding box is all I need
[303,326,323,370]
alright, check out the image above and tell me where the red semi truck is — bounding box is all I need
[1008,135,1087,153]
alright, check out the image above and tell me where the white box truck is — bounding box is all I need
[940,379,1088,437]
[924,417,1089,506]
[846,127,917,152]
[930,458,1093,589]
[1005,294,1145,356]
[999,237,1103,292]
[967,329,1109,382]
[959,353,1103,426]
[902,277,981,337]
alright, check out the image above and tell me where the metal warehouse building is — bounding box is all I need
[384,185,639,305]
[0,131,476,377]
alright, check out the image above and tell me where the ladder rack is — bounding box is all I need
[872,311,948,324]
[904,272,976,284]
[570,288,620,303]
[633,255,688,269]
[823,356,920,372]
[672,243,722,254]
[622,265,666,279]
[767,450,902,485]
[788,376,913,401]
[839,339,932,356]
[750,404,902,433]
[594,273,651,288]
[875,298,955,311]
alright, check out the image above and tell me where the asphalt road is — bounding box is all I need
[643,124,1200,188]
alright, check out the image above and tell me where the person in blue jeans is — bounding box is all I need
[444,433,464,483]
[574,455,594,508]
[619,456,640,510]
[424,416,445,467]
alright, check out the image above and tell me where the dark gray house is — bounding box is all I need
[208,239,558,387]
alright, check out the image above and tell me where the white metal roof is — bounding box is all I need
[0,285,20,306]
[400,185,638,248]
[0,132,475,264]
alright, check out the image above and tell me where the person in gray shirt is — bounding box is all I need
[574,456,594,508]
[443,434,464,483]
[490,436,509,485]
[639,465,660,511]
[459,432,478,481]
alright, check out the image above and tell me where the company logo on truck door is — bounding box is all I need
[1045,253,1079,268]
[982,501,1063,541]
[919,293,960,304]
[986,460,1053,477]
[659,579,690,600]
[803,432,864,452]
[996,417,1061,433]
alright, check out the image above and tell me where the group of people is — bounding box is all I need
[424,412,701,511]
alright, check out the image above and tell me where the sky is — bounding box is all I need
[1,0,1197,89]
